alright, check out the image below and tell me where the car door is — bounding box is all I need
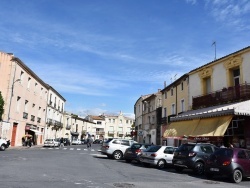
[238,150,250,175]
[245,150,250,175]
[164,147,175,164]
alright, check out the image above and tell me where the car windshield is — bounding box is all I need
[145,145,161,152]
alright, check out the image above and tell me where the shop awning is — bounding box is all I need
[163,119,199,138]
[171,100,250,121]
[163,115,233,138]
[190,115,233,136]
[30,129,43,135]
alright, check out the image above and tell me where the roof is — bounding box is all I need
[189,46,250,74]
[171,100,250,121]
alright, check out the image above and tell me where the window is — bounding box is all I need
[121,140,130,146]
[181,82,184,91]
[31,115,35,122]
[27,77,31,89]
[233,68,240,86]
[126,120,128,123]
[163,108,167,117]
[20,71,24,84]
[203,77,211,94]
[24,100,28,112]
[181,99,185,112]
[109,119,111,123]
[164,147,174,154]
[171,104,175,115]
[97,121,102,125]
[16,96,21,112]
[112,140,121,144]
[171,88,174,96]
[148,116,151,124]
[164,91,167,99]
[200,146,213,154]
[120,119,122,124]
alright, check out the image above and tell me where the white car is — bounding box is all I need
[0,138,10,151]
[100,138,137,160]
[140,145,177,169]
[71,139,81,145]
[43,139,60,147]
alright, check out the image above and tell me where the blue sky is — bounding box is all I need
[1,0,250,118]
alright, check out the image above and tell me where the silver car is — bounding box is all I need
[43,139,60,147]
[100,138,137,160]
[140,145,177,169]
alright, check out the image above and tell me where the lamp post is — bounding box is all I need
[7,79,20,122]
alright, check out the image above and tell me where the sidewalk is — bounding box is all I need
[8,145,43,150]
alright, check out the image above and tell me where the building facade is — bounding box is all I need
[0,52,48,146]
[164,46,250,148]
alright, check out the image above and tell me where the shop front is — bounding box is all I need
[163,100,250,148]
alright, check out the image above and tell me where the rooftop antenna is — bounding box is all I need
[212,41,216,60]
[174,74,177,81]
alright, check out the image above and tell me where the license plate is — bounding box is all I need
[176,160,183,164]
[210,168,219,172]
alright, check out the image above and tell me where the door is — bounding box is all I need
[11,123,18,146]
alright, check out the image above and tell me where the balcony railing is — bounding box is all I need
[108,131,114,135]
[192,83,250,109]
[96,131,105,135]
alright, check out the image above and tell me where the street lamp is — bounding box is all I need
[7,78,20,122]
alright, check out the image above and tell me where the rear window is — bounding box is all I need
[177,144,195,151]
[131,144,142,149]
[214,148,233,157]
[104,138,114,143]
[146,145,161,152]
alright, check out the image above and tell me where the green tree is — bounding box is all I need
[0,91,4,121]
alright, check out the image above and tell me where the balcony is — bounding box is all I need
[23,112,28,119]
[117,131,124,136]
[66,125,71,130]
[192,83,250,109]
[96,131,105,135]
[108,131,114,135]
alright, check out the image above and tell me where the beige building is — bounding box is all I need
[165,46,250,148]
[161,74,189,145]
[0,52,48,146]
[141,90,162,145]
[134,94,151,143]
[45,85,66,140]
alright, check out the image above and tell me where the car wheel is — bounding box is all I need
[194,162,204,175]
[125,159,132,163]
[0,144,6,151]
[230,169,242,183]
[174,166,184,172]
[157,159,166,169]
[143,162,150,167]
[113,151,123,160]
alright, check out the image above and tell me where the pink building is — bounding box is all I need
[0,52,48,146]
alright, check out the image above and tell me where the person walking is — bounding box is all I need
[60,137,64,147]
[86,133,92,148]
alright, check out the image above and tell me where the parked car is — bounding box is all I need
[172,142,218,175]
[0,138,10,151]
[100,138,137,160]
[81,139,87,145]
[71,139,81,145]
[205,147,250,183]
[43,139,60,147]
[124,143,152,163]
[140,145,177,169]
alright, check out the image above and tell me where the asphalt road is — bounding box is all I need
[0,144,249,188]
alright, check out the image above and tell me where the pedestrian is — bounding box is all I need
[60,137,64,147]
[86,133,92,148]
[28,137,32,147]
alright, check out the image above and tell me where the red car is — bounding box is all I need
[205,147,250,183]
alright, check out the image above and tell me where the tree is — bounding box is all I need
[0,91,4,121]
